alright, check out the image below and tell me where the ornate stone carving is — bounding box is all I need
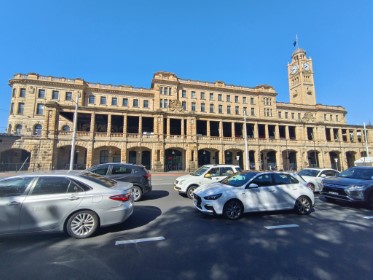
[168,99,184,112]
[302,112,315,122]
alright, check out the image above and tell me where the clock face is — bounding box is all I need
[303,62,310,71]
[291,65,298,74]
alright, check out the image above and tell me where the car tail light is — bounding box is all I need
[110,193,132,202]
[143,173,151,180]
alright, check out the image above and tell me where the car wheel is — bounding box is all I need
[223,199,243,220]
[132,186,143,202]
[66,210,99,239]
[187,185,198,199]
[294,196,312,215]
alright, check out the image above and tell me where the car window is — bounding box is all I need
[338,167,373,180]
[298,169,318,177]
[32,177,71,195]
[67,180,86,193]
[192,166,210,176]
[222,172,258,187]
[207,168,220,177]
[0,177,33,197]
[221,167,234,176]
[90,166,109,176]
[273,173,298,185]
[321,170,337,177]
[252,174,273,187]
[112,165,132,175]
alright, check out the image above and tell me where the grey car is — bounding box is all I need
[0,171,134,239]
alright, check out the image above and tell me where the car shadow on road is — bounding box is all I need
[141,190,169,201]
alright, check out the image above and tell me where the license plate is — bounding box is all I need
[329,191,338,195]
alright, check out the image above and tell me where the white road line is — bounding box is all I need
[265,224,299,230]
[115,236,165,246]
[363,216,373,219]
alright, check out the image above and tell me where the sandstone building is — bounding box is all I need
[1,48,371,172]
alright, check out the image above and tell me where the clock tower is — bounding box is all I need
[288,48,316,105]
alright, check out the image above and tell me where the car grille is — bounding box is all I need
[194,194,202,209]
[322,182,348,198]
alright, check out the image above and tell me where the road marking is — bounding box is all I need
[265,224,299,230]
[363,216,373,219]
[115,236,165,246]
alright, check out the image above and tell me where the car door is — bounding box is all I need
[242,174,278,211]
[272,173,300,209]
[19,176,84,232]
[0,177,33,234]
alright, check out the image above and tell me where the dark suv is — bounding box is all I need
[321,166,373,208]
[87,163,152,201]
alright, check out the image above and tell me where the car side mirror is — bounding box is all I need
[248,183,259,188]
[204,173,212,179]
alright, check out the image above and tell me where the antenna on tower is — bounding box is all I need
[293,34,299,49]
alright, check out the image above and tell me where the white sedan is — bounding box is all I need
[193,171,314,220]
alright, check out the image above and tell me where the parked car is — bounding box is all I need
[321,166,373,208]
[193,171,314,220]
[0,171,134,238]
[174,164,242,199]
[298,168,340,192]
[87,163,152,201]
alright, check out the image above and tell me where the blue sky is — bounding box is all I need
[1,0,372,132]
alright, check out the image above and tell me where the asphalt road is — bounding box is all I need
[1,173,373,280]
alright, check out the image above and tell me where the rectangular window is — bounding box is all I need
[235,106,239,115]
[250,97,254,105]
[218,94,222,101]
[36,103,44,115]
[227,105,231,114]
[89,95,95,104]
[250,108,255,116]
[285,112,288,119]
[143,100,149,108]
[100,96,107,105]
[160,99,163,108]
[112,97,118,106]
[209,93,214,100]
[52,90,59,100]
[278,111,282,118]
[191,91,196,98]
[201,92,205,99]
[336,115,339,122]
[191,102,196,112]
[291,113,295,119]
[235,96,239,103]
[298,113,301,120]
[133,99,139,107]
[243,107,247,115]
[227,95,231,102]
[243,97,247,104]
[122,98,128,107]
[65,92,72,101]
[182,90,186,98]
[18,103,24,114]
[38,89,45,98]
[20,88,26,97]
[218,105,223,114]
[182,101,186,110]
[163,99,167,108]
[201,103,205,112]
[210,104,214,113]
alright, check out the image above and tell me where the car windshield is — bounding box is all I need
[191,166,210,176]
[298,169,319,177]
[80,172,117,188]
[337,167,373,180]
[220,172,259,187]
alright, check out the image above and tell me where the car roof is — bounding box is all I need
[203,164,240,167]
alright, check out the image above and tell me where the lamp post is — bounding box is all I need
[243,110,249,170]
[69,92,80,171]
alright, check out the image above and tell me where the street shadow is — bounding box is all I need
[141,190,169,201]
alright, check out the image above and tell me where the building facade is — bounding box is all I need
[2,48,372,172]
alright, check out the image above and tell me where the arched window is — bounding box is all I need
[15,124,22,135]
[100,150,109,164]
[62,125,70,132]
[34,124,42,136]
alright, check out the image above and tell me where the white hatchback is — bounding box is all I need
[298,168,339,192]
[174,164,241,199]
[193,171,314,220]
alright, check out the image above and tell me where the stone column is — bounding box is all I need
[107,114,112,136]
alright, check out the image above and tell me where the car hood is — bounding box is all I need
[323,177,372,188]
[195,182,235,196]
[176,174,195,181]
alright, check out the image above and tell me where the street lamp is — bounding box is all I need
[69,92,80,171]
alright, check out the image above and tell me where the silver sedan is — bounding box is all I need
[0,171,134,238]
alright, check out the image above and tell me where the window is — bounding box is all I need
[250,97,255,105]
[201,103,205,112]
[235,106,239,115]
[227,105,231,114]
[273,173,298,185]
[36,103,44,115]
[100,150,109,164]
[182,101,186,110]
[112,165,132,175]
[143,100,149,108]
[250,108,255,116]
[210,93,214,100]
[33,124,42,136]
[191,102,196,112]
[235,96,239,103]
[31,177,72,195]
[285,112,288,119]
[218,105,223,114]
[252,174,272,187]
[291,113,295,119]
[122,98,128,106]
[90,165,109,175]
[18,103,24,115]
[133,99,139,107]
[52,90,59,100]
[89,95,95,104]
[0,177,33,197]
[15,124,22,135]
[218,94,222,101]
[201,92,205,99]
[38,89,45,98]
[163,99,168,108]
[112,97,118,106]
[243,97,247,104]
[227,95,231,102]
[159,99,163,108]
[65,92,72,101]
[20,88,26,97]
[278,111,282,118]
[210,104,214,113]
[336,115,339,122]
[182,90,186,98]
[191,91,196,98]
[100,96,107,105]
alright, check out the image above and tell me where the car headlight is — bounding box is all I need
[178,179,185,185]
[204,193,222,200]
[345,185,365,200]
